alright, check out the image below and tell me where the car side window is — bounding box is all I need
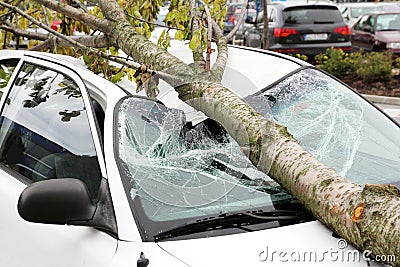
[365,16,375,29]
[0,63,102,199]
[354,15,368,31]
[0,59,19,96]
[268,7,277,23]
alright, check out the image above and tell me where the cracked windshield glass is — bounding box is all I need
[262,68,400,185]
[115,67,400,240]
[116,96,294,217]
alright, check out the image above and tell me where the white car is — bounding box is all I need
[0,45,398,267]
[339,2,400,27]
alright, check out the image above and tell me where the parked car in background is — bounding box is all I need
[223,2,255,36]
[225,8,258,44]
[1,43,398,266]
[339,2,400,27]
[351,11,400,53]
[243,1,352,60]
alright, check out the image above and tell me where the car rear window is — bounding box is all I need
[283,6,343,24]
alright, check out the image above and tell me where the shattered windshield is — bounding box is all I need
[115,67,400,241]
[116,96,306,241]
[261,68,400,185]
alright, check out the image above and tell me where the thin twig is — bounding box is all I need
[226,0,248,41]
[197,0,213,72]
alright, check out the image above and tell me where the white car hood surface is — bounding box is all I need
[157,221,376,266]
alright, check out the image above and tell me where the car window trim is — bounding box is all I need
[0,55,108,181]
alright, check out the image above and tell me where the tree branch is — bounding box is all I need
[0,1,90,50]
[188,0,205,63]
[96,0,188,73]
[197,0,213,72]
[32,0,110,33]
[1,22,115,49]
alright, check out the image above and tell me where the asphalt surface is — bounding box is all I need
[364,95,400,124]
[378,103,400,124]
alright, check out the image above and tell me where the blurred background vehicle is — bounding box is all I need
[223,1,256,39]
[338,2,400,27]
[243,1,351,60]
[224,8,258,44]
[351,11,400,53]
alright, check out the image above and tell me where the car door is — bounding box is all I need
[352,15,375,51]
[0,56,118,267]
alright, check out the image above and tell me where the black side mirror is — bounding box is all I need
[363,25,373,33]
[245,16,255,24]
[18,178,96,225]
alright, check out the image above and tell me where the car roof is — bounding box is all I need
[361,11,400,16]
[0,49,87,68]
[165,42,306,96]
[340,2,399,7]
[270,0,338,9]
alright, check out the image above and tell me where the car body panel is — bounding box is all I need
[158,221,377,266]
[375,31,400,44]
[0,173,117,267]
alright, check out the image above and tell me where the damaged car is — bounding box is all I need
[0,45,399,266]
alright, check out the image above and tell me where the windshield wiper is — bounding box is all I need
[154,209,314,241]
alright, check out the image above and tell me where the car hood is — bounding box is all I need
[375,31,400,43]
[157,221,378,266]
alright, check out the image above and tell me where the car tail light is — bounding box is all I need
[273,48,300,53]
[274,28,297,38]
[334,26,351,36]
[335,46,352,51]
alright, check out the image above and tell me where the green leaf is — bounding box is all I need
[83,54,95,65]
[111,71,124,83]
[189,32,201,50]
[175,30,184,41]
[157,29,166,47]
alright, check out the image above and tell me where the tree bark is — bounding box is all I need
[262,0,269,50]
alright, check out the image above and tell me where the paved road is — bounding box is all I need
[376,103,400,124]
[363,95,400,124]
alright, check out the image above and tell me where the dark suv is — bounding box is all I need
[244,1,352,59]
